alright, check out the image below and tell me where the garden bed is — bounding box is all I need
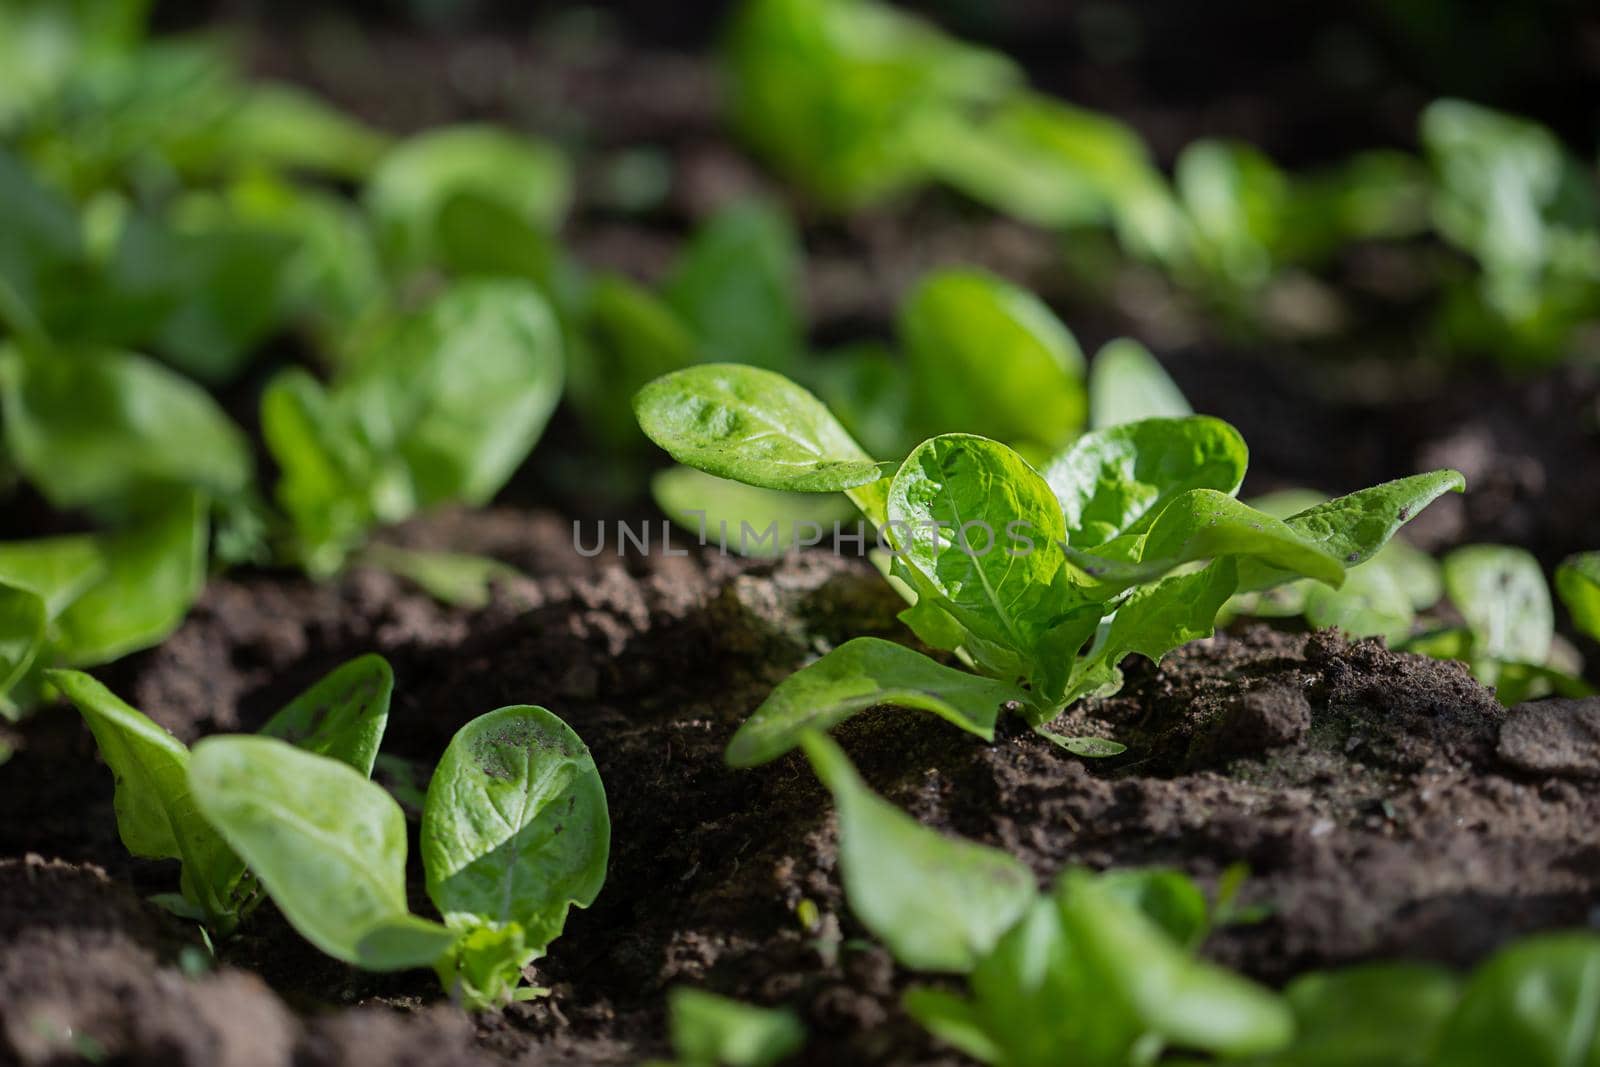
[5,508,1597,1064]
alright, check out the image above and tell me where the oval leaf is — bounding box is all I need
[190,735,448,969]
[1433,933,1600,1067]
[421,706,609,952]
[900,267,1084,449]
[1442,544,1554,667]
[1556,553,1600,642]
[727,638,1022,767]
[635,364,883,492]
[1088,338,1192,430]
[887,434,1072,661]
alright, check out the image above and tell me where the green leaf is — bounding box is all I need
[0,145,83,340]
[0,581,46,700]
[0,346,251,517]
[1557,553,1600,642]
[1087,338,1191,430]
[1098,868,1211,950]
[663,201,803,373]
[1238,470,1466,595]
[54,493,207,666]
[1442,544,1554,667]
[1432,933,1600,1067]
[887,434,1075,667]
[651,465,858,560]
[380,279,565,508]
[727,638,1023,767]
[366,124,570,273]
[634,364,883,492]
[668,988,806,1067]
[1058,871,1293,1058]
[1056,559,1240,710]
[190,735,455,969]
[0,534,106,617]
[1303,539,1440,644]
[1255,963,1460,1066]
[421,706,610,1007]
[48,668,242,927]
[801,731,1035,972]
[1043,417,1248,549]
[209,82,390,180]
[435,190,561,286]
[359,544,522,610]
[569,275,699,448]
[1064,489,1345,596]
[900,268,1085,450]
[258,654,394,777]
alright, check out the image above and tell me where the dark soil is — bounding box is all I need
[5,509,1599,1065]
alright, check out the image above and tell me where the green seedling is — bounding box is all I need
[0,493,207,718]
[190,704,610,1010]
[652,988,806,1067]
[48,654,395,931]
[635,363,1463,761]
[1556,552,1600,643]
[262,277,564,575]
[800,732,1290,1063]
[1402,545,1592,703]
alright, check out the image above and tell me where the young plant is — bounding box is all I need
[1402,545,1593,703]
[189,704,610,1009]
[634,363,1463,761]
[261,277,564,576]
[47,654,395,931]
[801,731,1291,1065]
[654,989,806,1067]
[1556,552,1600,644]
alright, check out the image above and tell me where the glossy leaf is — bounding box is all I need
[49,668,242,926]
[190,735,455,969]
[1556,553,1600,642]
[888,434,1075,665]
[634,364,883,492]
[258,654,394,777]
[727,638,1023,767]
[421,706,610,1007]
[569,275,698,448]
[802,732,1034,972]
[900,268,1085,450]
[1043,417,1248,548]
[1087,338,1192,430]
[1237,470,1466,595]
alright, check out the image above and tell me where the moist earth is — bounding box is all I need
[4,509,1598,1066]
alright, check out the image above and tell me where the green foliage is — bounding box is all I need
[50,655,397,930]
[664,988,806,1067]
[422,706,610,1008]
[1087,338,1192,430]
[899,268,1085,452]
[724,0,1018,209]
[1401,545,1593,703]
[188,703,609,1009]
[650,465,858,559]
[637,367,1461,756]
[1556,552,1600,642]
[0,345,250,517]
[263,279,564,574]
[190,735,455,968]
[802,732,1035,972]
[365,125,571,275]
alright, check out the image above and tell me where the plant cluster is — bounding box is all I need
[52,656,609,1010]
[635,363,1462,758]
[726,0,1600,358]
[796,730,1600,1066]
